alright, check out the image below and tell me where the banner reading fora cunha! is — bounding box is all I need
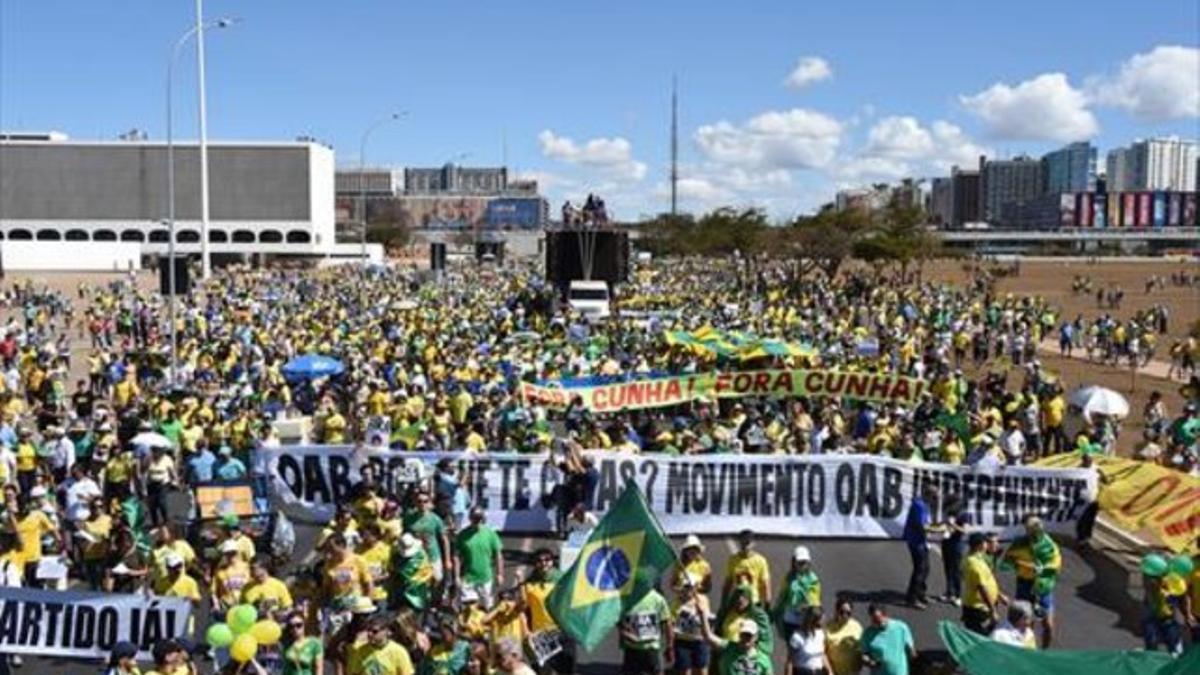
[519,368,926,413]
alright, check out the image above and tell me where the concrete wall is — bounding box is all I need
[0,241,141,272]
[0,141,315,221]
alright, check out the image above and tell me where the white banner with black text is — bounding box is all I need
[259,446,1096,540]
[0,587,192,659]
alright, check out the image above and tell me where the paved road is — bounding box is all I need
[29,494,1145,675]
[493,532,1143,673]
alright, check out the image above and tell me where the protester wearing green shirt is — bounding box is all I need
[282,613,324,675]
[403,490,449,579]
[861,604,915,675]
[699,615,773,675]
[620,588,673,674]
[453,507,503,608]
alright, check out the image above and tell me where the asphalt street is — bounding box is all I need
[28,493,1146,675]
[497,532,1144,673]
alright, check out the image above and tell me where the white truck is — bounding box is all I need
[566,279,611,320]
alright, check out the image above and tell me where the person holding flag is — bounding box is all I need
[545,481,677,655]
[1000,515,1060,648]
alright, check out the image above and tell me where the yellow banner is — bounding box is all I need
[1037,453,1199,554]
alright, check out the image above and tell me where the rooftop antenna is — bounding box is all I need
[670,74,678,218]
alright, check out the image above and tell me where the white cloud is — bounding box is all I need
[785,57,832,89]
[536,130,647,181]
[1087,45,1200,120]
[694,108,842,170]
[854,116,988,179]
[960,73,1098,142]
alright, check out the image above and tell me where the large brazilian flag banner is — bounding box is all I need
[546,482,677,651]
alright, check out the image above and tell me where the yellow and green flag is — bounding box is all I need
[545,482,677,651]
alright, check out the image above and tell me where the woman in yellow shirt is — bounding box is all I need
[322,534,373,610]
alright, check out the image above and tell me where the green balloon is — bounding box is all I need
[1141,554,1168,578]
[1168,554,1195,578]
[206,623,234,648]
[228,605,259,634]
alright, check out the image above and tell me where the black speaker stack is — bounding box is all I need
[543,229,629,294]
[429,242,447,271]
[158,256,190,295]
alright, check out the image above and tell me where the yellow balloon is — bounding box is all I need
[1164,573,1188,597]
[229,633,259,664]
[249,620,283,646]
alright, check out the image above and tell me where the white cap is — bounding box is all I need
[792,545,811,563]
[738,618,759,636]
[682,534,704,551]
[460,587,480,604]
[400,532,422,557]
[30,486,47,498]
[165,553,185,568]
[220,540,240,554]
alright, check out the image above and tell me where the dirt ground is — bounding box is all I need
[2,260,1196,458]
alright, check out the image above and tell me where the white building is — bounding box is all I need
[1106,138,1198,192]
[0,136,375,261]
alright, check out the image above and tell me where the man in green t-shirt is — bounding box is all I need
[620,588,673,675]
[403,489,450,584]
[700,616,773,675]
[453,507,503,608]
[861,603,915,675]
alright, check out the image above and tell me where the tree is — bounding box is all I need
[776,207,873,279]
[852,195,939,279]
[364,199,412,251]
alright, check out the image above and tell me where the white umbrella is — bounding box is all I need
[1068,386,1130,420]
[130,431,173,449]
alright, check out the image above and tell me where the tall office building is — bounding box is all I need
[950,166,981,227]
[930,177,953,226]
[979,155,1043,223]
[1107,138,1198,191]
[1042,141,1096,193]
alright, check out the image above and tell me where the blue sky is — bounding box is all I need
[1,1,1198,219]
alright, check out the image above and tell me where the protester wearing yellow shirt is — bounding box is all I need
[323,412,347,444]
[211,541,252,613]
[151,526,197,585]
[825,598,864,675]
[346,618,414,675]
[521,549,561,634]
[153,554,201,604]
[10,496,58,572]
[961,532,1005,635]
[78,505,114,589]
[356,526,392,602]
[484,589,529,653]
[242,559,294,612]
[671,535,713,594]
[322,535,373,608]
[721,529,771,607]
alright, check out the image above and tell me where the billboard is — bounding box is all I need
[1186,193,1198,227]
[485,198,543,229]
[1152,192,1167,227]
[1122,193,1136,227]
[1093,193,1107,228]
[1060,193,1076,227]
[1168,192,1182,227]
[1078,193,1092,227]
[1107,191,1120,228]
[1137,192,1151,227]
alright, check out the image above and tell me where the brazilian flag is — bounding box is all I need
[546,482,676,651]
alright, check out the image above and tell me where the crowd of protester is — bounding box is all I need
[0,256,1195,675]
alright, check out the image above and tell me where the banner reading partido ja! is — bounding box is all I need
[519,369,926,413]
[0,588,192,659]
[261,447,1095,540]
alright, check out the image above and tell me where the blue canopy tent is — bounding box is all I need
[282,354,345,382]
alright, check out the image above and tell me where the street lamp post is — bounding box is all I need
[166,16,235,385]
[195,0,217,280]
[359,111,406,264]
